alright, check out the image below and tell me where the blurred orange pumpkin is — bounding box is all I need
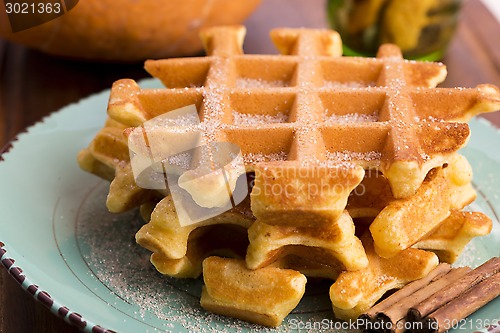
[0,0,261,62]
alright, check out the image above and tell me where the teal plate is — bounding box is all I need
[1,80,499,333]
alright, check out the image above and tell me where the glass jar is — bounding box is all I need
[327,0,464,60]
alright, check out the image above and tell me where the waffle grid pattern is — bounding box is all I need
[108,26,500,199]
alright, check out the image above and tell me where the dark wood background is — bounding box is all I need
[1,0,499,332]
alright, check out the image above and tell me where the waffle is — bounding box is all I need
[414,210,492,263]
[135,195,253,276]
[347,153,475,219]
[77,118,128,181]
[246,210,368,272]
[330,232,439,320]
[77,25,500,328]
[150,223,249,278]
[269,254,342,280]
[369,154,477,258]
[200,256,306,327]
[77,117,160,212]
[106,26,500,213]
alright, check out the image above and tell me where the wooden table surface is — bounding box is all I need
[1,0,499,332]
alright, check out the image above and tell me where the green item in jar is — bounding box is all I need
[381,0,438,51]
[347,0,389,34]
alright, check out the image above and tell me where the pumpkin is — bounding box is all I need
[0,0,261,62]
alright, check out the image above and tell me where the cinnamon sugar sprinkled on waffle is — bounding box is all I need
[232,111,289,125]
[326,112,379,123]
[323,81,376,89]
[326,151,383,162]
[243,151,288,164]
[235,78,288,89]
[105,26,500,202]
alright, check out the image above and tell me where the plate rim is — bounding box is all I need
[0,98,117,333]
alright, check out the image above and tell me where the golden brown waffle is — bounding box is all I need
[347,169,395,219]
[347,153,476,219]
[201,256,307,327]
[77,25,500,328]
[369,159,478,259]
[245,154,476,279]
[150,223,249,278]
[246,210,367,273]
[107,25,500,217]
[330,232,439,320]
[77,118,128,181]
[269,254,342,280]
[136,195,254,278]
[414,210,492,263]
[77,117,160,212]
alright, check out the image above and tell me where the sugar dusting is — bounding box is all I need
[323,81,375,89]
[232,111,289,125]
[326,112,378,124]
[326,151,382,162]
[77,183,339,332]
[413,115,446,123]
[151,113,200,127]
[78,185,206,331]
[244,151,287,163]
[235,78,288,89]
[167,152,192,170]
[193,57,229,146]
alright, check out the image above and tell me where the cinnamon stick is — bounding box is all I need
[485,323,500,333]
[423,272,500,333]
[375,267,471,330]
[369,264,452,317]
[358,263,451,332]
[408,256,500,322]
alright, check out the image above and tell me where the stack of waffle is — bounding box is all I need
[78,25,500,327]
